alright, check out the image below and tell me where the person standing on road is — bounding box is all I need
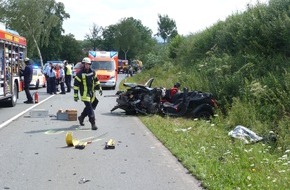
[43,62,52,93]
[21,57,33,104]
[64,60,72,92]
[59,65,66,94]
[48,64,56,94]
[73,57,102,130]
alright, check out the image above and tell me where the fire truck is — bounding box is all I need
[0,23,27,107]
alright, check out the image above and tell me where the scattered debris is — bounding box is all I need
[174,127,192,132]
[65,132,106,149]
[105,139,115,149]
[78,177,90,184]
[228,125,263,144]
[57,109,77,121]
[65,131,88,149]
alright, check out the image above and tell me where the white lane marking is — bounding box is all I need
[0,95,55,129]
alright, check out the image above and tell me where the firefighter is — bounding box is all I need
[73,57,102,130]
[21,57,34,104]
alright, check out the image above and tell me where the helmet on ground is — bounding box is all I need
[65,131,73,146]
[174,82,180,88]
[82,57,91,64]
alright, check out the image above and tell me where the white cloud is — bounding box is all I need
[58,0,268,40]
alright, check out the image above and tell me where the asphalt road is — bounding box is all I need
[0,74,202,190]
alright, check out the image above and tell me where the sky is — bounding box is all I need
[58,0,269,41]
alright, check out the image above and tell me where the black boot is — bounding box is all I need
[78,115,84,126]
[91,123,98,130]
[89,117,98,130]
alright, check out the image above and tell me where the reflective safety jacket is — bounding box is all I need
[73,68,102,102]
[65,64,72,75]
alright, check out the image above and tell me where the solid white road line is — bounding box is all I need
[0,95,55,129]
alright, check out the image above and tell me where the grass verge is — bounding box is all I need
[140,115,290,189]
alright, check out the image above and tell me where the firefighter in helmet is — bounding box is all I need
[73,57,102,130]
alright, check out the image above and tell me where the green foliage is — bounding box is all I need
[141,44,169,70]
[157,14,178,43]
[168,34,184,59]
[84,23,103,51]
[1,0,70,66]
[101,17,155,61]
[60,34,84,63]
[127,2,290,188]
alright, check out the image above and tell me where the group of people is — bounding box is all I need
[22,57,103,131]
[21,59,73,103]
[43,60,72,95]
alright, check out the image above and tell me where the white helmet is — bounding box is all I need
[82,57,91,64]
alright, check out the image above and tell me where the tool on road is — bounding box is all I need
[105,139,115,149]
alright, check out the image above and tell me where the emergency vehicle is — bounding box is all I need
[88,51,118,90]
[0,23,27,107]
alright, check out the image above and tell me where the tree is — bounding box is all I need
[85,23,103,51]
[60,34,84,64]
[102,17,154,61]
[102,25,118,51]
[115,17,141,60]
[40,1,70,63]
[157,14,178,43]
[1,0,69,67]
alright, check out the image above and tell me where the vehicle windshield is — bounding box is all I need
[91,61,114,71]
[33,70,38,76]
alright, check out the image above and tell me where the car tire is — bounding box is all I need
[8,82,18,107]
[195,110,213,120]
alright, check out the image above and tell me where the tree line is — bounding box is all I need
[0,0,178,67]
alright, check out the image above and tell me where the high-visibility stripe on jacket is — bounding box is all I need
[73,68,101,102]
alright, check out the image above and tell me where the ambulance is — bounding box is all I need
[88,51,118,90]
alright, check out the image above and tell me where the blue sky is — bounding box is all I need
[58,0,269,40]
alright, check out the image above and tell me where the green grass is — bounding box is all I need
[140,115,290,189]
[121,67,290,189]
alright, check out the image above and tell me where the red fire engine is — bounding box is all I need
[0,23,27,107]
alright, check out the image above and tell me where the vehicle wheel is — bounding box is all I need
[8,82,18,107]
[195,110,213,120]
[36,80,39,89]
[125,109,136,115]
[112,85,116,90]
